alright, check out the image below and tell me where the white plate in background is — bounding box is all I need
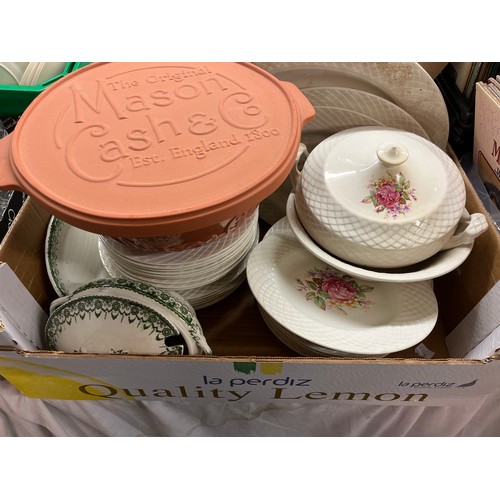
[254,62,449,150]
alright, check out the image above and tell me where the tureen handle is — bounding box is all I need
[290,143,309,192]
[377,143,409,167]
[441,211,489,250]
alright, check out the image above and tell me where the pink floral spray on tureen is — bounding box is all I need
[362,171,417,219]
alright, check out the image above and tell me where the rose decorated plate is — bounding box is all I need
[246,218,438,357]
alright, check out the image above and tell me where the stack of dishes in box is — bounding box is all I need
[247,217,440,358]
[246,126,489,358]
[45,210,259,310]
[97,208,260,309]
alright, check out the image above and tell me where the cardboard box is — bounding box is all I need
[0,152,499,406]
[473,81,500,211]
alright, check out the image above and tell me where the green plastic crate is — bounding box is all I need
[0,62,92,117]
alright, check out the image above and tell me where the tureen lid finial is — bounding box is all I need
[377,143,409,167]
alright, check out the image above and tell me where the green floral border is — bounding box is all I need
[46,217,69,296]
[71,278,206,352]
[46,218,207,353]
[45,295,185,355]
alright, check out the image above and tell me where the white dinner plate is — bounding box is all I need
[301,87,430,148]
[246,218,438,357]
[254,62,449,150]
[286,194,474,283]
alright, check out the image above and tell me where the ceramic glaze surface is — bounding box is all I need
[45,216,256,309]
[246,218,439,357]
[254,62,449,149]
[45,294,186,355]
[294,127,474,268]
[46,278,211,355]
[286,194,476,283]
[45,216,110,296]
[299,86,430,151]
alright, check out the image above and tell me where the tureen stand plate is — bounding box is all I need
[286,194,474,283]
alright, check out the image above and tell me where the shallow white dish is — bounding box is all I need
[286,193,475,283]
[254,62,449,150]
[99,215,259,290]
[45,216,110,296]
[246,218,438,357]
[259,306,379,357]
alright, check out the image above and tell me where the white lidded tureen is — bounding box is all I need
[293,126,488,269]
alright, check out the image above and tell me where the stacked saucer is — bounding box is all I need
[46,278,211,356]
[246,218,439,358]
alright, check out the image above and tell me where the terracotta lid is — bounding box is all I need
[0,62,315,236]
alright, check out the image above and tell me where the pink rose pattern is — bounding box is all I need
[362,171,416,219]
[296,267,374,314]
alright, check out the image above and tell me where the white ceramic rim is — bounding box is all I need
[286,194,474,283]
[246,218,439,356]
[301,86,430,141]
[253,62,449,150]
[45,216,110,297]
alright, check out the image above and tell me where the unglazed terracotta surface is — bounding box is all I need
[0,62,315,237]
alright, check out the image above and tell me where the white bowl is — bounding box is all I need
[46,278,211,356]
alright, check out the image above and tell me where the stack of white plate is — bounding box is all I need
[45,210,259,310]
[246,218,439,358]
[98,209,258,289]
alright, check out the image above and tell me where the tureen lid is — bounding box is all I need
[1,62,315,236]
[302,126,465,230]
